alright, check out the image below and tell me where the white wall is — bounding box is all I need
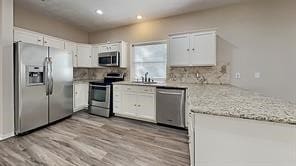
[0,0,3,137]
[14,4,89,43]
[0,0,14,140]
[89,0,296,102]
[195,114,296,166]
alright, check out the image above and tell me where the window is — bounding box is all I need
[131,41,167,82]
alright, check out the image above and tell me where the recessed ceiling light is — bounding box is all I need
[137,15,143,20]
[96,9,103,15]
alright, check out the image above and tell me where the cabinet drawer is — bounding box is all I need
[121,85,156,93]
[137,86,155,93]
[113,85,122,91]
[122,85,135,92]
[113,95,121,102]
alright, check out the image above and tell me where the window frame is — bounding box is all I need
[130,40,168,82]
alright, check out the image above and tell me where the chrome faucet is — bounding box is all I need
[144,72,149,82]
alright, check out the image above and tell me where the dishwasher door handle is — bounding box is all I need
[157,91,183,96]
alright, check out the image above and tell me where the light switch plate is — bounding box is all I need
[235,72,241,79]
[254,72,261,79]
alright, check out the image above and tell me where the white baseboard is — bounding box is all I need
[0,132,15,141]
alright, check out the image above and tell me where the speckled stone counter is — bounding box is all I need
[113,81,296,125]
[74,79,103,83]
[187,84,296,125]
[113,81,188,89]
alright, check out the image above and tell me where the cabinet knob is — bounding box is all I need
[187,49,190,51]
[192,48,195,51]
[37,39,41,42]
[137,105,141,107]
[134,104,137,106]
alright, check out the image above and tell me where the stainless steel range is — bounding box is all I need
[88,73,124,117]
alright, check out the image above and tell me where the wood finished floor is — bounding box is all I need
[0,111,189,166]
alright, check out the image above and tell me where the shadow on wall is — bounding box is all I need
[167,36,236,85]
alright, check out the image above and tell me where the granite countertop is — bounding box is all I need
[187,84,296,125]
[113,81,296,125]
[112,81,188,89]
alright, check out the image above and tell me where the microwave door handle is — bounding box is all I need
[49,57,53,95]
[45,57,50,96]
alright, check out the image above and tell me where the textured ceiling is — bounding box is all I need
[14,0,250,32]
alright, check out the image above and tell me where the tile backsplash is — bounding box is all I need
[74,68,129,81]
[167,63,230,85]
[74,63,230,85]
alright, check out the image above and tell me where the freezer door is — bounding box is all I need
[48,48,73,123]
[14,42,49,134]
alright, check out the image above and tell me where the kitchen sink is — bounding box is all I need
[131,81,158,84]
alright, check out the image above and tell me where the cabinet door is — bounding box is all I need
[190,32,216,66]
[137,93,156,121]
[188,113,195,166]
[65,41,78,67]
[74,83,88,111]
[98,45,109,53]
[113,85,122,114]
[14,29,43,45]
[122,92,138,117]
[43,36,65,49]
[168,34,190,66]
[91,46,101,67]
[109,43,120,52]
[77,44,92,67]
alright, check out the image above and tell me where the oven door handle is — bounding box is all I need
[89,85,110,88]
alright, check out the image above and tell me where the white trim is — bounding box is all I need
[115,113,156,123]
[168,28,217,36]
[0,132,15,141]
[131,40,167,47]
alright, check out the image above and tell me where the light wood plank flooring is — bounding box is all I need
[0,111,189,166]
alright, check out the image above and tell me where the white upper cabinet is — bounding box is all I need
[65,41,78,67]
[76,44,92,67]
[169,31,216,66]
[169,34,190,66]
[99,43,120,53]
[43,36,65,49]
[190,32,216,66]
[14,28,43,45]
[14,28,66,50]
[91,45,102,68]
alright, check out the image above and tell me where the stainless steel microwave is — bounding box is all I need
[98,51,120,67]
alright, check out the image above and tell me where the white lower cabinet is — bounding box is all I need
[74,83,89,112]
[190,113,296,166]
[113,85,156,122]
[188,112,195,166]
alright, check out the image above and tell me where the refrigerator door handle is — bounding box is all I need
[49,57,54,95]
[45,57,50,96]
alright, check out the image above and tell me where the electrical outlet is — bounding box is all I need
[254,72,261,79]
[235,72,241,79]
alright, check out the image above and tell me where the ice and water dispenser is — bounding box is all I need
[26,66,44,86]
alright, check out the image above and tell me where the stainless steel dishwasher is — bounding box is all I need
[156,88,185,128]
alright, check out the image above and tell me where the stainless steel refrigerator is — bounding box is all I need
[14,42,73,135]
